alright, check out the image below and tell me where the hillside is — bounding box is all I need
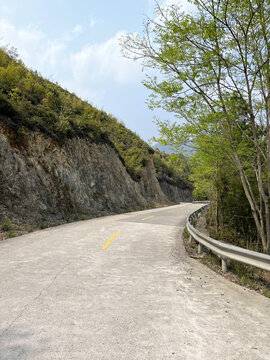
[0,47,193,238]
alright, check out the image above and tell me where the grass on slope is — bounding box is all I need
[0,46,192,185]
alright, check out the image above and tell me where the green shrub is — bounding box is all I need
[79,215,88,221]
[262,289,270,298]
[7,231,17,238]
[1,221,13,231]
[39,221,48,230]
[183,227,189,239]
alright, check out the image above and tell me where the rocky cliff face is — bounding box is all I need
[158,176,193,203]
[0,123,193,231]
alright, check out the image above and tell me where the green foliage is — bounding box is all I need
[55,115,72,134]
[262,289,270,298]
[201,253,221,268]
[122,1,270,252]
[38,221,48,230]
[99,115,153,180]
[1,220,13,231]
[79,215,88,221]
[182,227,189,240]
[7,231,17,238]
[153,150,191,187]
[72,214,89,221]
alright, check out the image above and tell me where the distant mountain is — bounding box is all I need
[151,143,175,154]
[151,142,193,155]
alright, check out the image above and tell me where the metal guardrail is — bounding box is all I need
[187,204,270,273]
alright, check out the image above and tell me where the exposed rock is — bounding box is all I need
[157,175,193,202]
[0,123,192,228]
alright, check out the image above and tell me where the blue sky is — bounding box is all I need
[0,0,193,141]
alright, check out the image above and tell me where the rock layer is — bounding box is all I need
[158,176,193,202]
[0,123,192,227]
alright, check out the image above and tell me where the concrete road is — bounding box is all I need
[0,203,269,360]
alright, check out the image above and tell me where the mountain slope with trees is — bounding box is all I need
[0,46,192,238]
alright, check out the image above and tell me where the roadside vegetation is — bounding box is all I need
[123,0,270,254]
[153,149,192,187]
[183,225,270,299]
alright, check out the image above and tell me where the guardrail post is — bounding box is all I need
[222,258,228,273]
[198,243,202,254]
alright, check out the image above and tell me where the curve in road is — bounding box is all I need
[0,203,269,359]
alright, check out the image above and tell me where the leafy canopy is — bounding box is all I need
[122,0,270,252]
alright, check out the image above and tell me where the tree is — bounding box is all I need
[122,0,270,253]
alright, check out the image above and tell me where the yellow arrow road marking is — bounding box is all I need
[102,232,120,250]
[141,215,154,221]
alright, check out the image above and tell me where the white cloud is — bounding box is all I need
[0,19,44,48]
[0,19,142,106]
[73,24,83,33]
[89,18,97,28]
[0,18,46,66]
[0,18,70,73]
[70,31,143,85]
[41,40,67,68]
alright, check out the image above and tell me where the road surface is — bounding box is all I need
[0,203,269,359]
